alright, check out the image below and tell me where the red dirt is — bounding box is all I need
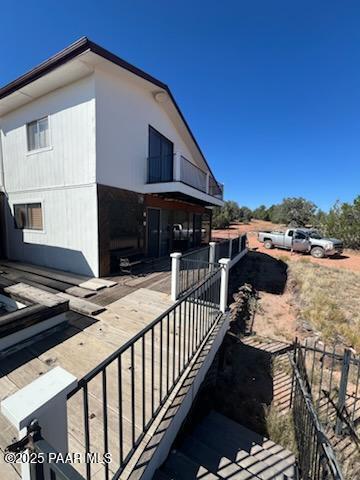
[213,219,360,273]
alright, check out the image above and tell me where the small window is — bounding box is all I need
[294,232,307,240]
[27,117,49,151]
[14,203,43,230]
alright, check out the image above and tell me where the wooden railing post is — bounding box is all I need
[170,252,182,301]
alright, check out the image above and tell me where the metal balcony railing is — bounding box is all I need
[180,155,207,193]
[147,154,223,200]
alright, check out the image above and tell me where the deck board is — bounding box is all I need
[0,286,177,468]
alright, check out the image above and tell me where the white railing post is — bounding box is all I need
[170,252,182,301]
[219,258,231,313]
[174,152,181,181]
[209,242,216,272]
[1,367,77,480]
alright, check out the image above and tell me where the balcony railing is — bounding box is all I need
[147,153,223,200]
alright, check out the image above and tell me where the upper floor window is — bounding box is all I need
[27,117,49,151]
[148,126,174,183]
[14,203,43,230]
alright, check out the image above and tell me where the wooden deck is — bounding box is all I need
[0,288,221,478]
[0,286,176,476]
[0,259,226,479]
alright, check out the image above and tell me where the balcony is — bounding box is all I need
[146,153,224,205]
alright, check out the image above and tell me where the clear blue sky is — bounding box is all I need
[1,1,359,211]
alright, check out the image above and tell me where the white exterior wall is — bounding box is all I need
[0,75,99,276]
[95,67,197,192]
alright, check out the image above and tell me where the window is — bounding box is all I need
[148,126,174,182]
[294,232,308,240]
[14,203,43,230]
[27,117,49,151]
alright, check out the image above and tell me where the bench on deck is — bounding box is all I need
[110,248,145,274]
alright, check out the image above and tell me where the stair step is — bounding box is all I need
[162,450,220,480]
[180,435,262,480]
[206,411,295,465]
[192,414,295,479]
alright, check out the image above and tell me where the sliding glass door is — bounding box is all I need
[148,126,174,183]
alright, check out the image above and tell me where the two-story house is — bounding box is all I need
[0,37,224,277]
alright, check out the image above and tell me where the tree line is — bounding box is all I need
[212,196,360,249]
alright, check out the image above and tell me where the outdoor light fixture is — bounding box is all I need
[154,91,168,103]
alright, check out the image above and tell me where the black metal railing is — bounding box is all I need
[231,237,240,259]
[215,239,230,262]
[66,270,222,480]
[295,340,360,434]
[179,246,211,297]
[214,235,247,263]
[179,258,219,298]
[290,352,344,480]
[30,429,84,480]
[240,234,247,252]
[182,245,210,264]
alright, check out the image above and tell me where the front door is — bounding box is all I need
[147,208,160,257]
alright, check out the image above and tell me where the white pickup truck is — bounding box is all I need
[257,228,343,258]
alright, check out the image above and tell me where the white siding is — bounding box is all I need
[0,75,99,276]
[94,67,199,192]
[5,184,99,276]
[0,75,96,193]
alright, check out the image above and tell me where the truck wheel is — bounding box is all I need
[311,247,325,259]
[264,240,273,249]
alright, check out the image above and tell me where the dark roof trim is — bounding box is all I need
[0,37,217,181]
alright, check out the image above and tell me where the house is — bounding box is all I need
[0,37,224,277]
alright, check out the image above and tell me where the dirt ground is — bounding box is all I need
[228,250,299,343]
[213,219,360,273]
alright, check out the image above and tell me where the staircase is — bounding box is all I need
[154,411,297,480]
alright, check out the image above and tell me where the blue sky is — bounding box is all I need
[1,1,359,210]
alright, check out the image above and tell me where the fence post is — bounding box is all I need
[209,242,216,271]
[219,258,231,313]
[228,239,233,259]
[335,348,351,435]
[170,252,182,301]
[1,366,77,480]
